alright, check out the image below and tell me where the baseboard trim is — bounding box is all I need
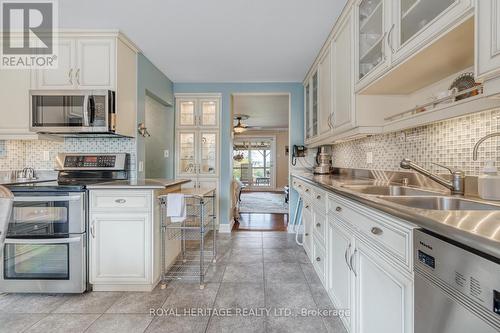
[219,220,235,233]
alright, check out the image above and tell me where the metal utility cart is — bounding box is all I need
[158,188,217,289]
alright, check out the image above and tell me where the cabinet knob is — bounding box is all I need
[316,195,321,200]
[305,205,310,209]
[316,223,321,228]
[371,227,383,236]
[316,257,321,262]
[305,233,309,237]
[305,188,310,192]
[115,198,126,204]
[336,206,342,212]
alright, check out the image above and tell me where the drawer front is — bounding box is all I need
[91,191,151,210]
[313,212,326,246]
[311,187,327,213]
[312,237,326,284]
[328,194,411,267]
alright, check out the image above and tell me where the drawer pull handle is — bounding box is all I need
[371,227,383,235]
[336,206,342,212]
[115,199,126,204]
[316,195,321,199]
[316,223,321,228]
[350,249,357,277]
[316,257,321,262]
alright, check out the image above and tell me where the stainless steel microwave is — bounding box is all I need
[30,90,116,135]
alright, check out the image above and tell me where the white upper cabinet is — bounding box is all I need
[355,0,392,88]
[76,39,116,89]
[304,82,312,141]
[332,12,355,134]
[33,37,116,90]
[176,96,220,128]
[35,38,76,89]
[476,0,500,81]
[392,0,473,63]
[318,47,333,137]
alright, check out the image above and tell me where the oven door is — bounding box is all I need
[8,193,85,237]
[29,90,110,133]
[1,235,86,293]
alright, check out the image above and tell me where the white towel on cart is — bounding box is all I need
[166,193,186,223]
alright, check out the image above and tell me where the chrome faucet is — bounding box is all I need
[473,132,500,161]
[400,159,465,195]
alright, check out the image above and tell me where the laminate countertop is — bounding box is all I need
[86,179,191,189]
[292,172,500,260]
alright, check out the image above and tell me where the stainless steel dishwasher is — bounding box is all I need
[414,229,500,333]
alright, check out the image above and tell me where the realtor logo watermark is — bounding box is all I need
[1,0,58,69]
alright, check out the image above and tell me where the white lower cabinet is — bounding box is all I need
[302,203,313,259]
[291,176,414,333]
[89,189,180,291]
[327,218,354,331]
[90,212,151,284]
[353,240,414,333]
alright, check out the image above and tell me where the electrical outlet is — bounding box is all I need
[164,150,169,158]
[138,161,144,172]
[43,151,50,161]
[366,152,373,164]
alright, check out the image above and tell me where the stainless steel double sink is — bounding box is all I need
[340,184,500,211]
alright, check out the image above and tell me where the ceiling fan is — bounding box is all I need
[233,114,257,133]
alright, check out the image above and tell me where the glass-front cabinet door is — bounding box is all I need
[178,99,196,127]
[199,132,218,176]
[199,99,218,127]
[304,82,311,141]
[399,0,456,45]
[311,71,319,138]
[357,0,386,81]
[177,131,197,176]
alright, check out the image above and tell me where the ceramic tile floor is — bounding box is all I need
[0,232,348,333]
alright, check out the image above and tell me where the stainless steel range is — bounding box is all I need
[1,153,129,293]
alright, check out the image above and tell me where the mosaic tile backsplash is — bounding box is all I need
[332,108,500,176]
[0,138,137,179]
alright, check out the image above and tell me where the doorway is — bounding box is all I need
[145,94,174,178]
[230,93,290,232]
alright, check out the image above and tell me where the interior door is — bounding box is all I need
[76,38,116,89]
[36,38,76,89]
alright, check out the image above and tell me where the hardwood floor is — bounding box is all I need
[233,213,288,231]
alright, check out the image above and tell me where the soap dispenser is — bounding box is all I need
[478,160,500,201]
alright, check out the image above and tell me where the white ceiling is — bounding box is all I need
[233,94,289,129]
[58,0,347,82]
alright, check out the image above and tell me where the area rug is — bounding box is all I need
[239,192,289,214]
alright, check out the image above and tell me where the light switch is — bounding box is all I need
[164,150,169,158]
[43,151,50,161]
[138,161,144,172]
[366,152,373,164]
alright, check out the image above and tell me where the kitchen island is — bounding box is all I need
[86,178,190,291]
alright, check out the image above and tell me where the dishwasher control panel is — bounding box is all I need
[414,229,500,318]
